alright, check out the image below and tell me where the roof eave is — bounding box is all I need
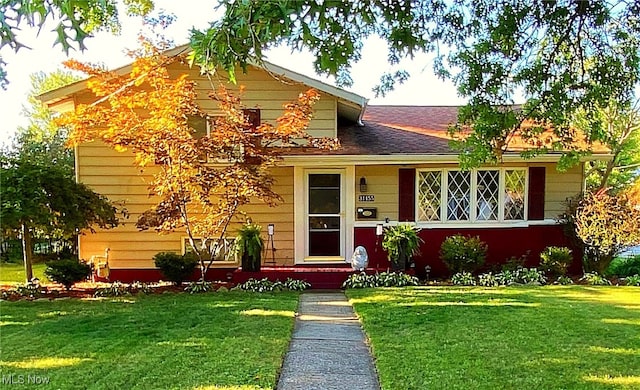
[281,152,613,166]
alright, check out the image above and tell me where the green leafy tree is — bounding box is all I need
[0,0,154,88]
[4,1,639,166]
[7,70,80,172]
[0,69,80,263]
[1,157,121,282]
[190,0,640,167]
[573,100,640,193]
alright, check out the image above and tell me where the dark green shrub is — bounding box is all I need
[439,235,488,274]
[153,252,197,285]
[606,255,640,277]
[540,246,573,276]
[45,258,92,290]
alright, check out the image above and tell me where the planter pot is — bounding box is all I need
[241,253,261,272]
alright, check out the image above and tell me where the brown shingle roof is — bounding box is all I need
[286,105,609,156]
[337,105,459,155]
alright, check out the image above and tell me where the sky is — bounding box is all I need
[0,0,464,147]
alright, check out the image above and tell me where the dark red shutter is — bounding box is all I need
[243,108,261,129]
[528,167,546,220]
[399,168,416,221]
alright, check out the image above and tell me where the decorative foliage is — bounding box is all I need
[439,235,488,274]
[94,282,131,297]
[44,258,92,290]
[554,276,574,286]
[451,272,476,286]
[234,277,311,292]
[59,40,337,281]
[540,246,573,277]
[381,224,423,271]
[567,191,640,273]
[342,272,420,289]
[153,252,197,285]
[623,274,640,287]
[184,281,214,294]
[477,272,499,287]
[580,272,612,286]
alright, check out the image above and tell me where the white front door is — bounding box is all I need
[306,171,344,259]
[294,166,354,264]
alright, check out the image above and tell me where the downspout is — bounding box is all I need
[357,98,369,126]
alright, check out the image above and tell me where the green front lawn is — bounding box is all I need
[0,262,47,284]
[0,292,299,389]
[347,286,640,390]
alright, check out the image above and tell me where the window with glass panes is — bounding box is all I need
[417,168,527,222]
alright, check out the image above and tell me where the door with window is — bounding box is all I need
[306,172,344,259]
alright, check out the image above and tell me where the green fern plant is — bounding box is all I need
[236,222,264,272]
[381,224,423,271]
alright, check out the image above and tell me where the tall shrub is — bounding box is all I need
[45,258,92,290]
[439,235,488,274]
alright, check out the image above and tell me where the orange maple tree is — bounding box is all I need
[59,40,338,280]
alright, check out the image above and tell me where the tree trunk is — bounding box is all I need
[21,223,34,282]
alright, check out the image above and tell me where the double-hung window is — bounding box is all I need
[417,168,527,223]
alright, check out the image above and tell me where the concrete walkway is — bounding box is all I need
[277,291,380,390]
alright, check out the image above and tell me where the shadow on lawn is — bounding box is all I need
[0,292,299,389]
[348,286,640,389]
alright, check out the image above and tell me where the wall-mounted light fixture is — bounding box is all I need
[359,177,367,192]
[376,223,383,236]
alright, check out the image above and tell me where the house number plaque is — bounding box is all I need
[358,194,375,202]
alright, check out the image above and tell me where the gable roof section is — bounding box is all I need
[37,44,368,123]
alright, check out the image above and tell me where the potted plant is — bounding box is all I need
[381,224,423,271]
[236,222,264,272]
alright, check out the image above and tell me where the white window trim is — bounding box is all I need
[416,168,528,225]
[181,236,239,266]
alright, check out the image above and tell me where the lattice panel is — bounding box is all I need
[418,171,442,221]
[476,170,499,220]
[505,170,526,220]
[447,171,470,221]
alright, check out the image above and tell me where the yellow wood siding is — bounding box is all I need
[544,163,584,219]
[355,165,399,221]
[73,64,336,270]
[169,63,337,139]
[76,141,296,269]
